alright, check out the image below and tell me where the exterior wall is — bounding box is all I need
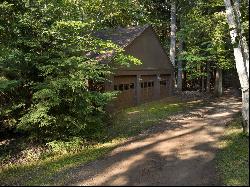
[123,26,173,71]
[105,70,174,109]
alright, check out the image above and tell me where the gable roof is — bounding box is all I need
[93,25,150,48]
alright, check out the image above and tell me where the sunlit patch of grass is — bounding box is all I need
[216,116,249,186]
[107,97,203,138]
[0,140,121,186]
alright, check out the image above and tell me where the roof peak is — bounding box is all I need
[93,24,151,47]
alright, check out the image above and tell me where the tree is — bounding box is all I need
[177,38,183,91]
[223,0,249,133]
[169,0,177,68]
[0,0,141,141]
[177,0,234,92]
[233,0,249,77]
[214,67,223,96]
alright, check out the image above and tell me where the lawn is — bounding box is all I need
[0,96,203,185]
[107,96,203,138]
[216,116,249,186]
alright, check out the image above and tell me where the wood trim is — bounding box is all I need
[114,69,173,76]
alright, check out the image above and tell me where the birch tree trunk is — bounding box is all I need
[234,0,249,78]
[177,39,183,91]
[224,0,249,134]
[170,0,176,68]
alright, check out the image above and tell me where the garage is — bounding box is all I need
[98,25,174,109]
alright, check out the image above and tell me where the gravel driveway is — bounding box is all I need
[56,94,242,186]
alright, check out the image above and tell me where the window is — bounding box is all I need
[148,81,154,87]
[141,83,143,88]
[124,84,129,90]
[144,82,148,88]
[160,80,166,85]
[130,83,134,89]
[114,85,118,90]
[119,84,124,91]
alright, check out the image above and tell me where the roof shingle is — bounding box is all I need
[93,25,149,47]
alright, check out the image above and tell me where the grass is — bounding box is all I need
[107,97,204,138]
[216,116,249,186]
[0,96,203,185]
[0,140,121,186]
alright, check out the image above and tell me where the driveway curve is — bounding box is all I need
[62,94,242,186]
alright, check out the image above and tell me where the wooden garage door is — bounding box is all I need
[113,75,137,107]
[140,75,155,103]
[160,74,171,98]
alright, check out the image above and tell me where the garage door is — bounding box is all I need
[160,74,171,98]
[113,75,137,107]
[140,75,155,103]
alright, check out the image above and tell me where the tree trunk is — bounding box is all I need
[206,62,211,92]
[234,0,249,78]
[177,39,183,91]
[183,64,187,90]
[214,67,223,97]
[224,0,249,134]
[201,65,205,92]
[201,75,205,92]
[170,0,176,68]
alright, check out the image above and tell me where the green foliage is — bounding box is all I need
[46,137,85,154]
[0,0,142,141]
[1,0,247,141]
[81,0,149,27]
[177,0,235,82]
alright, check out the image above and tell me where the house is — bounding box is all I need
[94,25,174,108]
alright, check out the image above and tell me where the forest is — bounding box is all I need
[1,0,248,141]
[0,0,249,186]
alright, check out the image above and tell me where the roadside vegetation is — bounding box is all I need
[216,116,249,186]
[0,97,203,185]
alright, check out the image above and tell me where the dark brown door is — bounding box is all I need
[113,75,137,107]
[140,75,155,103]
[160,74,171,98]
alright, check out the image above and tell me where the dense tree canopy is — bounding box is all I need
[0,0,248,141]
[0,0,141,141]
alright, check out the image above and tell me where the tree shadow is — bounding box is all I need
[0,93,242,186]
[52,95,241,186]
[58,129,223,186]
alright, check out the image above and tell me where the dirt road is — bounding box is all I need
[62,95,241,186]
